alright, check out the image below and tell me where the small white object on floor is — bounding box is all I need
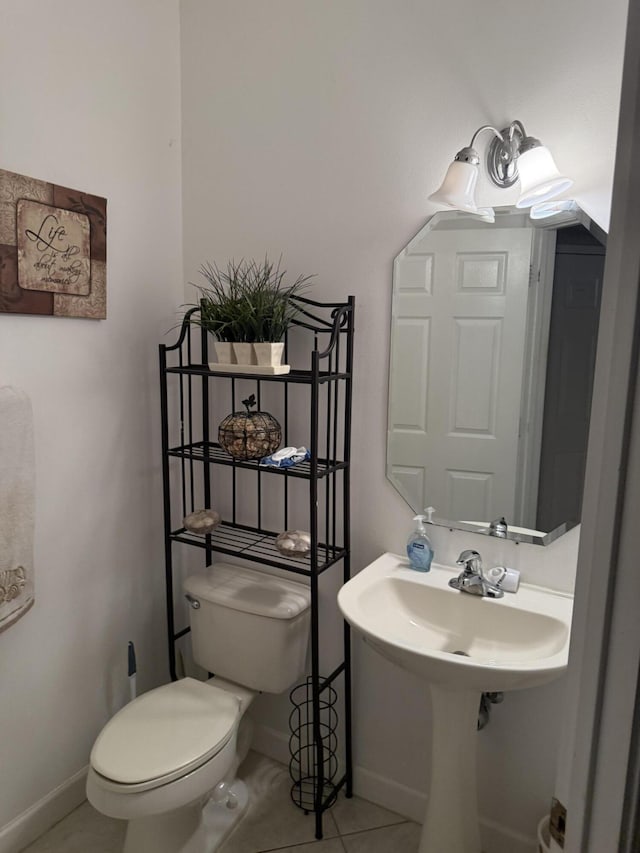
[202,779,249,848]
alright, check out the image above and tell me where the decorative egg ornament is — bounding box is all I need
[218,394,282,461]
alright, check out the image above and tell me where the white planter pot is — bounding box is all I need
[232,342,256,365]
[213,341,235,365]
[253,342,285,367]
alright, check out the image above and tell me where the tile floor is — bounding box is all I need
[21,753,421,853]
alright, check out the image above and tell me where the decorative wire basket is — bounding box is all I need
[218,394,281,461]
[289,676,339,813]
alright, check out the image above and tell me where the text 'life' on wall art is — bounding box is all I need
[0,168,107,320]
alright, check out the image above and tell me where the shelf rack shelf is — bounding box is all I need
[167,440,348,480]
[158,294,354,839]
[169,522,346,576]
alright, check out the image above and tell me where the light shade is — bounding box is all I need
[516,146,573,208]
[475,207,496,223]
[428,160,479,213]
[529,199,577,220]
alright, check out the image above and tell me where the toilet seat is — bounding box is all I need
[90,678,240,793]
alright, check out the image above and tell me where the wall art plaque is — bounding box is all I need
[0,168,107,319]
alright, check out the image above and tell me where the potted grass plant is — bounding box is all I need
[244,258,313,367]
[192,260,254,365]
[190,257,313,368]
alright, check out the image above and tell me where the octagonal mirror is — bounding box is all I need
[387,204,606,545]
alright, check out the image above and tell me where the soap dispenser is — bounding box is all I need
[406,513,434,572]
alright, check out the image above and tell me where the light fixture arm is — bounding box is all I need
[507,119,527,141]
[453,125,504,167]
[468,125,505,149]
[455,121,532,186]
[428,118,572,214]
[486,119,542,189]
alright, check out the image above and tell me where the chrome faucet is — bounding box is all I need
[489,516,508,538]
[449,550,504,599]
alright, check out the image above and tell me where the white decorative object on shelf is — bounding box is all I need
[213,341,235,364]
[210,341,288,372]
[275,530,312,557]
[183,509,221,535]
[208,362,291,375]
[254,341,285,368]
[231,342,256,365]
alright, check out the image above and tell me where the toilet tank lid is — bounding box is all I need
[184,564,311,619]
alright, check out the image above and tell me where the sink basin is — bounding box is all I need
[338,552,574,852]
[338,552,572,692]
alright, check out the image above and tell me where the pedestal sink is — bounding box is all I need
[337,553,573,853]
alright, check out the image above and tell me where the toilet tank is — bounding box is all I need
[183,564,311,694]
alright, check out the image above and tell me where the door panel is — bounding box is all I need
[389,226,533,518]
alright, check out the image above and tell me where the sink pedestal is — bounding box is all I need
[420,685,482,853]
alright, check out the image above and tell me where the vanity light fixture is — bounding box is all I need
[429,120,572,216]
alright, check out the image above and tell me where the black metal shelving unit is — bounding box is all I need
[158,295,355,839]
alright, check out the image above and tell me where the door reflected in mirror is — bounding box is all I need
[387,205,606,545]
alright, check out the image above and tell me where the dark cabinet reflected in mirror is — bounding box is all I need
[536,225,604,533]
[386,205,606,545]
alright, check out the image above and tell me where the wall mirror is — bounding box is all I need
[387,204,606,545]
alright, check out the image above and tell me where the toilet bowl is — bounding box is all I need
[87,678,241,816]
[87,677,249,853]
[87,678,253,853]
[87,563,311,853]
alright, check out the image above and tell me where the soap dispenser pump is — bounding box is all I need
[406,514,434,573]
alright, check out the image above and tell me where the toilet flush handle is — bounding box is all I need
[184,593,201,609]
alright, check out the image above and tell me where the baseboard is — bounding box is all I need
[251,723,535,853]
[351,764,425,823]
[250,721,290,766]
[479,816,537,853]
[0,766,88,853]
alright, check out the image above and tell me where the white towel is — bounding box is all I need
[0,387,35,632]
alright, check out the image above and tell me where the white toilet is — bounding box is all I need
[87,563,311,853]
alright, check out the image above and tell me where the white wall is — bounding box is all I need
[0,0,182,844]
[180,0,627,848]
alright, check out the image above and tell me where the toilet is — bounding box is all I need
[86,563,311,853]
